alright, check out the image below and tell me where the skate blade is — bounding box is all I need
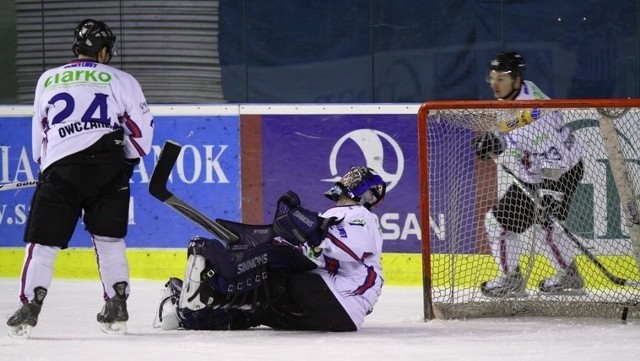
[481,290,529,299]
[507,290,529,298]
[7,324,33,338]
[539,288,587,296]
[99,321,127,335]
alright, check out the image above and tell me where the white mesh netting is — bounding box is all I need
[421,102,640,319]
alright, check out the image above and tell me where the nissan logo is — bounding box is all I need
[322,129,404,191]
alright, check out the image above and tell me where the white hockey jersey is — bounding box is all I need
[32,59,154,171]
[500,80,582,183]
[304,204,384,330]
[514,80,550,101]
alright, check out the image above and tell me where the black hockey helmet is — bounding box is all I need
[488,51,526,77]
[324,166,386,210]
[72,19,117,63]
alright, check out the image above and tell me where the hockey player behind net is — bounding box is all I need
[474,51,585,297]
[154,166,386,331]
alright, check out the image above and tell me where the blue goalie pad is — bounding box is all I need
[187,236,317,298]
[215,219,275,250]
[178,306,231,330]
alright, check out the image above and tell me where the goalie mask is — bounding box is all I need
[324,166,386,210]
[72,19,117,63]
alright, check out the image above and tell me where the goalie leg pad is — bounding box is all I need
[264,243,318,272]
[190,236,242,281]
[178,306,231,330]
[186,236,271,305]
[183,235,319,313]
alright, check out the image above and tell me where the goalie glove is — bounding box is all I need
[274,190,301,221]
[474,132,506,160]
[277,190,301,209]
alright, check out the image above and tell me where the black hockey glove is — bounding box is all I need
[536,193,564,225]
[473,132,505,161]
[124,158,140,179]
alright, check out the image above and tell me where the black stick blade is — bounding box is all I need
[149,140,182,201]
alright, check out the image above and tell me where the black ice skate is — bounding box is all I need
[7,286,47,338]
[539,262,585,295]
[97,281,129,335]
[481,271,527,298]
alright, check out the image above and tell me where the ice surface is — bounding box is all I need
[1,278,639,361]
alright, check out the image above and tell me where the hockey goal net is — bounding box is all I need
[417,99,640,320]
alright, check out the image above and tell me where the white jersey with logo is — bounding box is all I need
[32,59,154,171]
[500,80,582,183]
[302,204,384,330]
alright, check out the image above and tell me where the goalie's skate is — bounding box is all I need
[97,281,129,335]
[539,264,585,295]
[153,277,183,330]
[6,286,47,338]
[481,272,527,298]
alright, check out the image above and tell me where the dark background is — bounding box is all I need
[0,0,637,104]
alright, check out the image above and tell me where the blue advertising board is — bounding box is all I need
[0,113,241,248]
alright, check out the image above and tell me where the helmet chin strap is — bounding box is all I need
[498,84,521,100]
[498,76,523,100]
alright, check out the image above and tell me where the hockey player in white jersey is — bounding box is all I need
[7,19,154,337]
[154,166,386,331]
[475,51,585,297]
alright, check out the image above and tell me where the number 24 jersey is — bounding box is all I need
[32,58,154,171]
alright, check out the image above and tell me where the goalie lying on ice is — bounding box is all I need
[154,166,387,332]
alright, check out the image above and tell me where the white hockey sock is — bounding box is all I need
[93,235,130,299]
[485,212,521,275]
[489,232,521,275]
[537,223,579,271]
[17,242,58,305]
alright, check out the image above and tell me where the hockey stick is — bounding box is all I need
[498,162,640,287]
[0,180,37,191]
[148,140,239,243]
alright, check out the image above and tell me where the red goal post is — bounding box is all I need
[417,99,640,320]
